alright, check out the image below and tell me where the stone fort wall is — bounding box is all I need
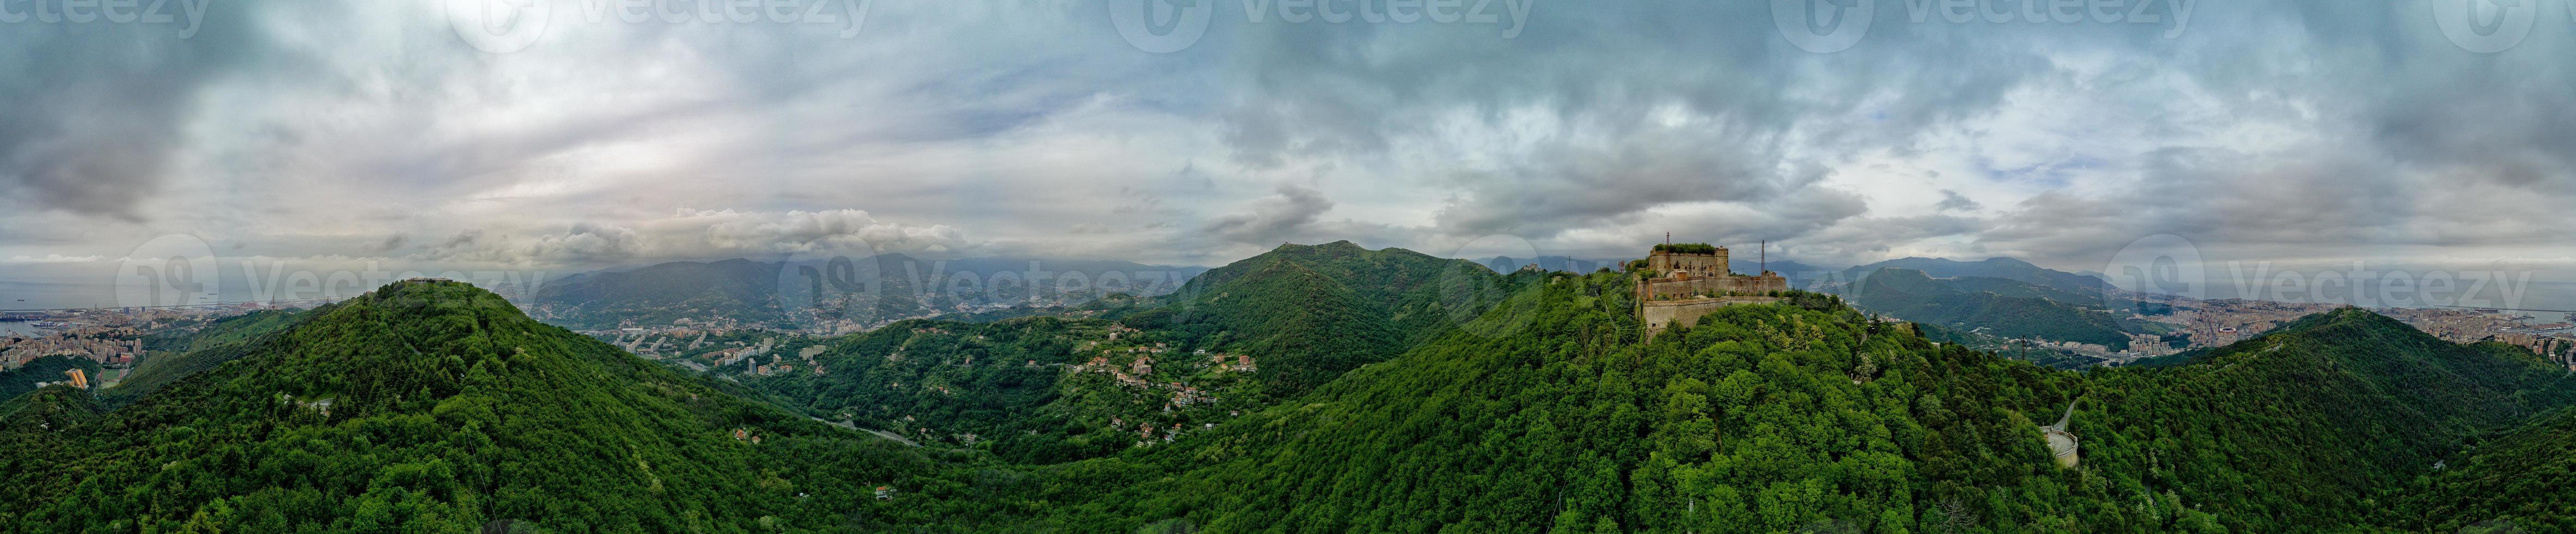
[1646,250,1731,276]
[1639,276,1787,301]
[1641,296,1787,333]
[1633,244,1794,335]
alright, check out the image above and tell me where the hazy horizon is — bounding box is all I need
[14,5,2576,530]
[7,2,2576,310]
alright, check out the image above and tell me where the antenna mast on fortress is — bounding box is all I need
[1759,240,1767,275]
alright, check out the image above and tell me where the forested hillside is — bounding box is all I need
[0,281,965,532]
[7,258,2568,532]
[136,308,308,354]
[2401,405,2576,532]
[743,241,1524,463]
[534,258,789,328]
[747,315,1198,464]
[917,272,2573,532]
[1848,268,2145,350]
[2074,307,2576,530]
[1156,241,1508,393]
[1841,257,2109,293]
[0,356,100,399]
[1010,274,2118,532]
[111,308,309,401]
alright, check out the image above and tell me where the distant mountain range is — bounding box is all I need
[739,240,1520,463]
[14,246,2576,531]
[1847,267,2151,351]
[1168,241,1511,395]
[1477,256,1630,274]
[536,251,2155,364]
[747,257,2576,531]
[3,280,935,531]
[529,255,1208,330]
[1837,256,2111,292]
[1741,257,2175,361]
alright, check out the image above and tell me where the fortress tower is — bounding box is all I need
[1645,245,1729,278]
[1635,242,1789,335]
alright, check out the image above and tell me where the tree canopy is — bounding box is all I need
[10,262,2576,532]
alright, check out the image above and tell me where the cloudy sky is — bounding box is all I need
[5,1,2575,298]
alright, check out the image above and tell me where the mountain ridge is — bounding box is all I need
[1842,256,2110,293]
[0,281,950,531]
[532,255,1210,330]
[1846,266,2144,351]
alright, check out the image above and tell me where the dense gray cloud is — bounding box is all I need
[2,0,2573,287]
[1934,190,1980,212]
[421,209,971,265]
[0,1,255,220]
[1205,184,1333,245]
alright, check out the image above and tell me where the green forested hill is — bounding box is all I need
[2402,405,2576,532]
[930,273,2574,532]
[740,242,1517,465]
[0,355,100,400]
[137,307,308,354]
[534,258,793,329]
[1016,274,2114,532]
[733,250,2576,532]
[749,315,1181,464]
[1842,257,2109,293]
[0,281,965,532]
[9,260,2569,532]
[1167,256,1399,393]
[2073,307,2576,531]
[1156,240,1506,393]
[111,307,309,401]
[1849,268,2143,350]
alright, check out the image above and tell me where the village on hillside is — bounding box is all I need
[2,302,315,389]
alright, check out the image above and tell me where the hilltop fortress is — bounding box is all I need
[1635,243,1789,335]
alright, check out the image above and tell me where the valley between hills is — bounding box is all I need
[5,242,2574,532]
